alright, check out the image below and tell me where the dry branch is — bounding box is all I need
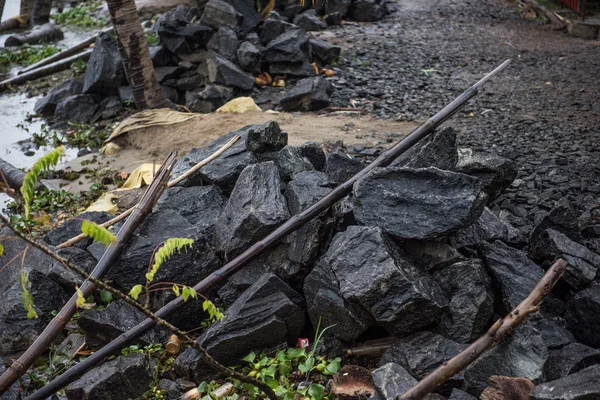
[398,258,568,400]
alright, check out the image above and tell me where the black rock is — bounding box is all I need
[265,28,311,64]
[372,363,417,400]
[77,300,165,348]
[380,331,467,381]
[99,95,123,119]
[34,78,82,116]
[309,39,342,65]
[280,76,332,111]
[530,365,600,400]
[65,353,153,399]
[155,185,226,228]
[285,171,333,269]
[565,284,600,347]
[43,211,112,248]
[165,72,206,92]
[353,167,487,240]
[317,226,448,336]
[293,9,327,31]
[158,379,197,399]
[391,127,458,171]
[325,148,363,184]
[299,141,326,171]
[464,324,548,396]
[259,19,299,45]
[175,273,304,381]
[530,199,583,245]
[201,0,239,30]
[432,260,494,343]
[448,389,477,400]
[50,247,97,289]
[207,51,255,90]
[222,0,261,35]
[154,65,186,83]
[245,120,288,153]
[479,240,545,314]
[530,317,574,349]
[54,94,100,123]
[451,207,526,249]
[149,45,173,67]
[207,27,239,62]
[269,59,315,77]
[325,0,351,17]
[186,84,233,113]
[237,40,262,73]
[215,162,290,260]
[401,240,463,272]
[153,6,213,54]
[325,11,343,25]
[217,262,268,306]
[545,342,600,381]
[82,32,124,95]
[277,145,315,180]
[348,0,386,21]
[456,148,518,202]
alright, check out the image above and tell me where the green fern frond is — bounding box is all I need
[20,271,38,319]
[81,220,117,246]
[0,243,4,256]
[20,146,65,220]
[129,284,143,300]
[203,299,224,323]
[146,238,193,282]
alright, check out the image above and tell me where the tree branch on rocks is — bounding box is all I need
[0,214,279,400]
[398,258,568,400]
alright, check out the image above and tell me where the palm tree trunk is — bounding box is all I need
[31,0,52,25]
[19,0,34,24]
[0,0,7,22]
[106,0,168,109]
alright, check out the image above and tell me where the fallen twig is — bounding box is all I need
[56,134,241,249]
[398,258,567,400]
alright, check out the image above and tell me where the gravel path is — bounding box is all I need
[324,0,600,239]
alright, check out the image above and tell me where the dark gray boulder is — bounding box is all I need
[400,240,463,272]
[432,260,494,343]
[456,148,518,202]
[530,365,600,400]
[530,317,574,349]
[348,0,386,21]
[318,226,448,336]
[222,0,261,35]
[299,141,326,171]
[479,240,545,314]
[259,19,299,45]
[464,324,548,396]
[545,342,600,381]
[451,207,526,249]
[207,27,238,62]
[280,76,332,111]
[155,65,186,83]
[565,284,600,347]
[153,6,213,54]
[201,0,239,30]
[309,38,341,65]
[245,120,288,153]
[325,148,363,184]
[214,162,290,260]
[372,363,417,400]
[391,127,458,171]
[54,94,100,123]
[149,45,173,67]
[529,229,599,291]
[448,389,477,400]
[325,0,351,17]
[43,211,112,248]
[155,185,226,227]
[277,145,315,180]
[207,52,255,90]
[34,78,82,116]
[530,199,583,245]
[99,96,123,119]
[65,353,153,399]
[158,379,197,400]
[186,84,233,113]
[265,28,312,76]
[83,32,124,95]
[237,40,262,73]
[293,9,327,31]
[353,167,488,240]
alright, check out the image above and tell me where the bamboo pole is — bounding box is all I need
[398,258,567,400]
[24,59,513,400]
[0,152,177,394]
[56,134,241,249]
[0,158,46,192]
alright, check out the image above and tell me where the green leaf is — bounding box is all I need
[0,243,4,256]
[259,356,269,367]
[100,289,112,303]
[129,284,143,300]
[323,358,341,376]
[279,359,292,377]
[172,284,180,297]
[198,381,208,394]
[147,238,193,283]
[81,220,116,247]
[20,271,38,319]
[20,146,64,220]
[242,351,256,363]
[266,379,279,389]
[308,383,325,400]
[182,286,190,302]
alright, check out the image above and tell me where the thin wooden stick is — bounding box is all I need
[56,134,241,249]
[25,59,513,400]
[0,153,177,394]
[398,259,568,400]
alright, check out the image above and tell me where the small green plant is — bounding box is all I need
[145,32,159,46]
[70,59,87,75]
[81,220,116,246]
[24,122,109,150]
[0,44,60,68]
[20,271,39,319]
[51,1,104,27]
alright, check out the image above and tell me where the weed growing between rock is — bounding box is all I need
[22,122,109,150]
[51,1,105,27]
[0,45,61,70]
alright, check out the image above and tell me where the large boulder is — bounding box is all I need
[277,145,315,181]
[348,0,386,21]
[65,353,153,399]
[391,127,458,171]
[544,342,600,381]
[186,84,233,113]
[313,226,448,336]
[221,0,261,35]
[529,199,583,245]
[236,41,262,74]
[432,260,494,343]
[279,76,332,111]
[293,9,327,31]
[207,52,255,90]
[530,365,600,400]
[83,32,124,95]
[207,27,238,62]
[259,19,298,45]
[372,363,417,400]
[325,0,351,17]
[215,162,290,260]
[265,28,313,77]
[201,0,239,30]
[479,240,545,314]
[155,186,226,227]
[450,207,525,249]
[464,324,548,396]
[153,6,213,54]
[309,39,341,65]
[54,94,100,123]
[565,284,600,347]
[325,149,363,185]
[34,78,82,116]
[43,211,112,248]
[353,167,487,240]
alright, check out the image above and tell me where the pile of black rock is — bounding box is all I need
[2,121,600,400]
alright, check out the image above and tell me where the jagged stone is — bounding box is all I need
[401,240,463,272]
[265,28,311,65]
[154,65,185,83]
[309,38,341,65]
[222,0,261,34]
[448,389,477,400]
[149,45,173,67]
[99,95,123,119]
[280,76,332,111]
[299,141,326,171]
[293,9,327,31]
[186,84,233,113]
[277,145,315,180]
[348,0,386,21]
[201,0,238,30]
[215,162,290,260]
[65,353,153,399]
[245,120,288,153]
[545,342,600,381]
[34,78,82,116]
[565,284,600,347]
[391,127,458,171]
[325,0,351,17]
[325,148,363,185]
[372,363,417,400]
[237,40,262,73]
[464,324,548,396]
[43,211,112,248]
[155,186,226,227]
[54,94,100,123]
[153,6,213,54]
[530,365,600,400]
[83,32,124,95]
[530,317,574,349]
[432,260,494,342]
[207,27,238,62]
[207,51,255,90]
[530,199,583,244]
[451,207,526,249]
[158,379,197,399]
[479,240,545,314]
[259,19,299,45]
[353,167,487,240]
